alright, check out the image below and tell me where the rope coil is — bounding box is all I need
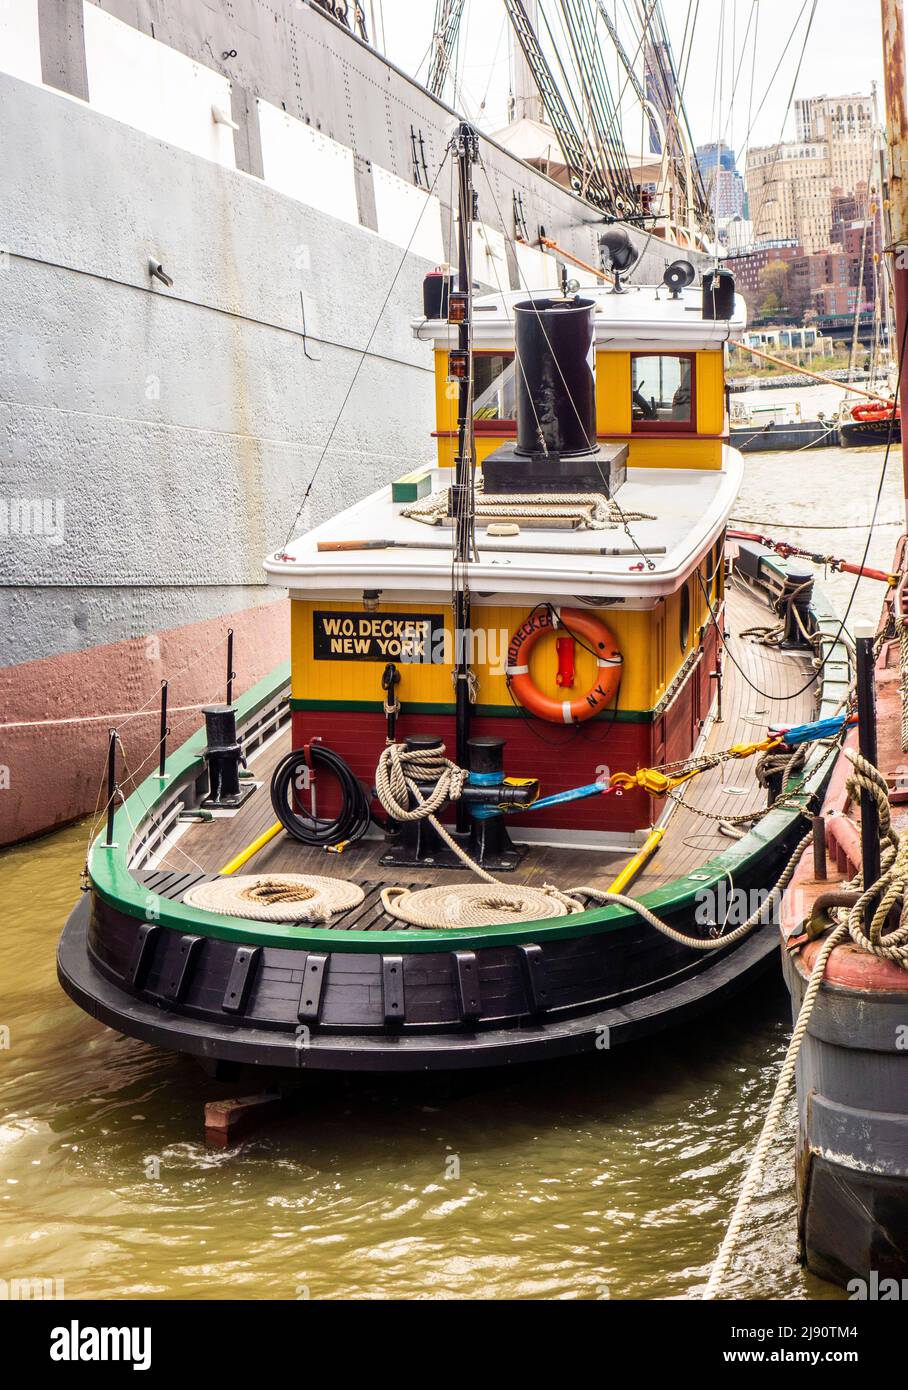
[184,874,364,922]
[381,882,584,929]
[401,486,654,532]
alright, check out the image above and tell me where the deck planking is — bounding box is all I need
[155,582,818,922]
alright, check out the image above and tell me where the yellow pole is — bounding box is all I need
[219,820,283,876]
[606,827,665,895]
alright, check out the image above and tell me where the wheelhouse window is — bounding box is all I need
[631,353,696,432]
[473,352,515,425]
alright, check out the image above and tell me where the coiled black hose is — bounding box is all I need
[270,745,372,846]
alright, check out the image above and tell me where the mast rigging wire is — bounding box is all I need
[280,147,451,548]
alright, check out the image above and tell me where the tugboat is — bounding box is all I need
[58,128,850,1075]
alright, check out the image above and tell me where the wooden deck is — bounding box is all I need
[144,580,816,927]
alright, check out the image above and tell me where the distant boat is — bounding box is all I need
[837,397,901,446]
[729,400,836,452]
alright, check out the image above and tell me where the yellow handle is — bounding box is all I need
[219,820,283,876]
[607,827,665,895]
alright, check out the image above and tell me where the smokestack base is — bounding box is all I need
[482,440,627,495]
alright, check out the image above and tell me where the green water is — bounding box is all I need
[0,436,898,1301]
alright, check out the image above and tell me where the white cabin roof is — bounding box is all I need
[265,452,743,606]
[414,282,747,354]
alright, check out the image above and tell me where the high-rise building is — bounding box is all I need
[745,141,832,253]
[746,94,874,255]
[794,94,875,192]
[696,142,745,220]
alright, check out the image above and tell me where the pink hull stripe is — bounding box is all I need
[0,599,288,846]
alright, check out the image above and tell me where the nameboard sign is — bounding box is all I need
[312,611,446,663]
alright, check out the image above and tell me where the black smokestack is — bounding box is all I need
[514,297,597,457]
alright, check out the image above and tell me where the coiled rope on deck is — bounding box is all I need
[702,748,908,1299]
[401,487,654,532]
[381,882,584,928]
[374,743,585,924]
[375,742,814,939]
[184,874,364,922]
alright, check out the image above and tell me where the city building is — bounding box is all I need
[745,92,875,255]
[737,325,820,351]
[794,94,875,192]
[745,141,832,252]
[696,141,746,220]
[725,239,802,305]
[719,216,753,253]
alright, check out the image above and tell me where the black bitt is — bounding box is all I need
[702,267,736,320]
[779,566,815,648]
[380,736,453,868]
[482,297,626,495]
[379,735,536,871]
[200,705,251,809]
[464,736,523,872]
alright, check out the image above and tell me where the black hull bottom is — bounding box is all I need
[801,1155,908,1290]
[782,947,908,1288]
[838,419,902,447]
[59,897,779,1073]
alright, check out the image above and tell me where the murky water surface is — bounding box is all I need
[1,401,899,1298]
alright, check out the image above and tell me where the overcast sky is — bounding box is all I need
[370,1,887,170]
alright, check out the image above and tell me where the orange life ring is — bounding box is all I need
[852,402,898,422]
[506,607,623,724]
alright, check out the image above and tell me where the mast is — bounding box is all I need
[880,0,908,513]
[452,121,479,815]
[509,0,545,122]
[872,81,896,362]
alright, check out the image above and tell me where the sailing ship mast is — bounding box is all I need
[881,0,908,510]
